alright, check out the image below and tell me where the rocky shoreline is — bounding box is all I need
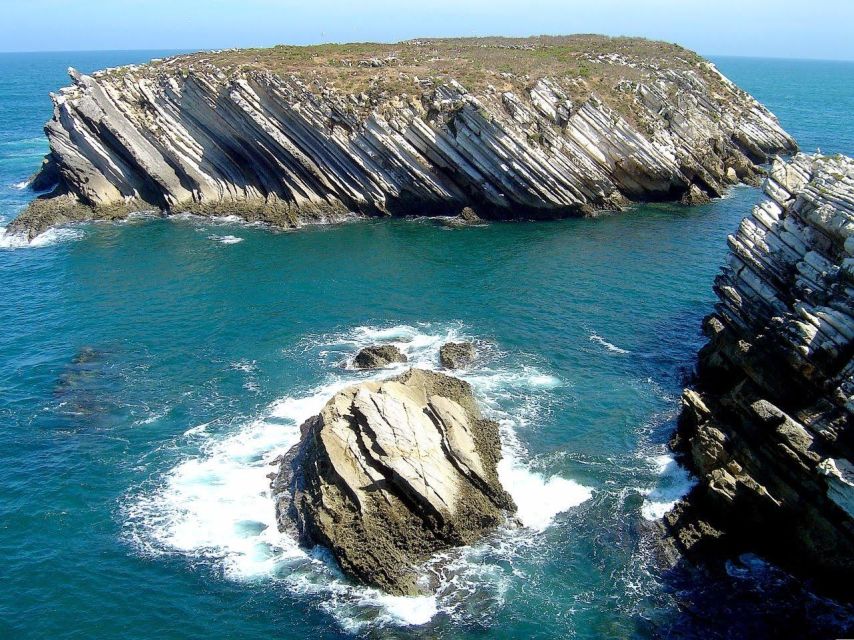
[7,36,796,239]
[665,153,854,598]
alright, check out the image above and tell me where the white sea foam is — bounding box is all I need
[13,180,30,190]
[168,212,269,230]
[589,331,630,354]
[125,323,593,630]
[0,225,84,249]
[209,234,244,244]
[639,453,696,520]
[499,460,592,530]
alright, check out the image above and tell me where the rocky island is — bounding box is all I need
[8,35,797,239]
[272,368,515,595]
[666,153,854,597]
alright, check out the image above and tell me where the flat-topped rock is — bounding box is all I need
[353,344,407,369]
[273,368,515,595]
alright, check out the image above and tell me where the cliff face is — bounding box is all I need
[667,154,854,596]
[10,36,795,238]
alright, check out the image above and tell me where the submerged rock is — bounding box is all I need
[29,153,60,192]
[353,344,407,369]
[439,342,476,369]
[8,36,796,237]
[273,368,516,595]
[666,153,854,599]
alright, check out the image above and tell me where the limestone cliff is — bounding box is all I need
[667,154,854,597]
[9,36,796,238]
[272,369,515,596]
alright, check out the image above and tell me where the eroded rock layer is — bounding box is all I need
[9,37,796,238]
[667,154,854,596]
[273,368,515,595]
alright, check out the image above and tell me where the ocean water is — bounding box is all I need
[0,53,852,639]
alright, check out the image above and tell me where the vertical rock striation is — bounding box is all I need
[8,37,796,238]
[667,154,854,597]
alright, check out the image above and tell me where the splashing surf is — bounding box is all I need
[124,323,593,630]
[0,225,84,249]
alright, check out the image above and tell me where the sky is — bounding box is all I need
[2,0,852,61]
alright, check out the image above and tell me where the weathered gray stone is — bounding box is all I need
[273,369,515,595]
[8,39,796,238]
[439,342,476,369]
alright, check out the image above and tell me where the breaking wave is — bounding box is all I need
[0,225,84,249]
[124,323,593,631]
[589,331,630,354]
[208,234,244,244]
[640,453,696,521]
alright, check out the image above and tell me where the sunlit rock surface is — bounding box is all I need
[668,153,854,598]
[9,36,796,238]
[272,368,516,595]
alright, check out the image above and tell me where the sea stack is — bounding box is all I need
[666,154,854,597]
[272,368,516,595]
[7,36,796,240]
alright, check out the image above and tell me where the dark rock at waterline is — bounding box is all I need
[665,154,854,600]
[353,344,407,369]
[438,207,484,229]
[29,153,60,192]
[679,183,711,206]
[439,342,476,369]
[272,368,516,595]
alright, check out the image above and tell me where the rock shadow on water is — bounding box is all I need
[650,550,854,639]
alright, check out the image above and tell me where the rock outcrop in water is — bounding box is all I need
[8,36,796,239]
[667,153,854,597]
[440,342,476,369]
[353,344,407,369]
[272,368,515,595]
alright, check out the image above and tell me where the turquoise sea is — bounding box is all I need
[0,53,852,639]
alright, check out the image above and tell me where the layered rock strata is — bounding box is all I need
[273,368,515,595]
[8,36,796,238]
[667,154,854,597]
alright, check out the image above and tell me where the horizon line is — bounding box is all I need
[0,45,851,64]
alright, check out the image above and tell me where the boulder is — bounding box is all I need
[353,344,407,369]
[273,368,516,595]
[440,341,477,369]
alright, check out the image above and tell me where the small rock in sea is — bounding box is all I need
[353,344,407,369]
[459,206,481,223]
[272,368,516,595]
[440,342,476,369]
